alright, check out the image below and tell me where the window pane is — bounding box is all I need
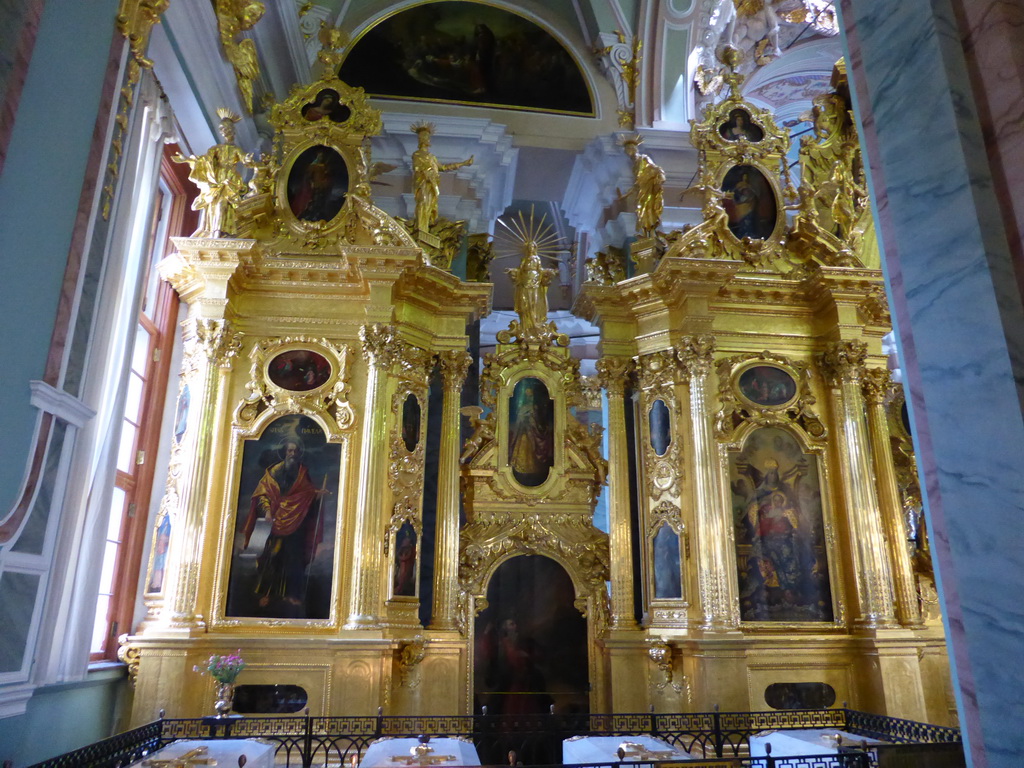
[116,422,137,473]
[98,541,119,595]
[131,325,150,375]
[91,594,110,653]
[124,371,144,424]
[107,487,126,541]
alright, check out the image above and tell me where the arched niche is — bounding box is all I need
[473,555,589,722]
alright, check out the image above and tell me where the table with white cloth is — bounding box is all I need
[749,729,883,758]
[359,737,481,767]
[562,735,693,765]
[131,738,276,768]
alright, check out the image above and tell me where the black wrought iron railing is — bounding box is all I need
[28,709,963,768]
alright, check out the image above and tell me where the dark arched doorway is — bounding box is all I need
[473,554,589,716]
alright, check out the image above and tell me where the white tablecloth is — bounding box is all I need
[749,729,882,757]
[360,738,481,767]
[132,739,276,768]
[563,735,692,764]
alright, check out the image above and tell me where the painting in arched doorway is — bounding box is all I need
[474,555,589,718]
[730,426,833,622]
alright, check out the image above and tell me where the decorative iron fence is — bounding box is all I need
[27,709,963,768]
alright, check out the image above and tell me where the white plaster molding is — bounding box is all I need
[0,682,35,718]
[29,381,95,428]
[253,1,313,100]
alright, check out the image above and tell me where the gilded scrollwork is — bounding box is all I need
[234,336,354,434]
[458,510,611,633]
[715,351,826,441]
[635,350,684,501]
[117,635,141,687]
[396,635,427,688]
[647,638,683,693]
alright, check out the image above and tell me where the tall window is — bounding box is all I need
[90,149,192,659]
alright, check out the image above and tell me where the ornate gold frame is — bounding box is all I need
[209,337,357,631]
[720,418,847,632]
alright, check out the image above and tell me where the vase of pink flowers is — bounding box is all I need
[194,651,246,718]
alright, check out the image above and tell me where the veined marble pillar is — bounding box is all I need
[163,318,241,628]
[597,356,637,629]
[346,323,396,629]
[431,349,471,630]
[679,335,735,630]
[820,341,895,629]
[862,368,922,628]
[843,0,1024,757]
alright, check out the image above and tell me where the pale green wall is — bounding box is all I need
[0,0,120,512]
[0,666,129,767]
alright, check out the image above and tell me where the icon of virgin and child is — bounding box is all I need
[731,428,832,622]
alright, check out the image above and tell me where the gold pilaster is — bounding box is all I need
[820,341,896,629]
[863,369,923,628]
[679,335,736,630]
[164,318,241,628]
[597,356,638,630]
[346,323,396,630]
[431,349,471,630]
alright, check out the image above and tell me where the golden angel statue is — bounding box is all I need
[621,134,665,239]
[411,122,473,235]
[173,109,252,237]
[215,0,265,112]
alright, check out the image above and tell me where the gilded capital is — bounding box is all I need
[360,323,397,369]
[678,334,716,377]
[820,340,867,384]
[861,367,892,404]
[596,356,632,396]
[634,349,681,389]
[191,318,242,367]
[439,349,473,389]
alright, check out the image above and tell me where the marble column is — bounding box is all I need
[820,341,896,629]
[431,349,471,630]
[345,323,396,630]
[597,356,637,630]
[862,368,922,628]
[843,0,1024,760]
[164,319,241,628]
[679,335,735,630]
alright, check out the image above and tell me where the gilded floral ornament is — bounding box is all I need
[715,351,825,441]
[234,336,355,438]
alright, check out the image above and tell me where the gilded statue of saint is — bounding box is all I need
[622,135,665,238]
[411,122,473,235]
[173,109,252,237]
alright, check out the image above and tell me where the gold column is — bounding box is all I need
[679,335,735,630]
[164,318,240,628]
[820,341,896,628]
[431,349,472,630]
[597,356,638,629]
[346,323,396,629]
[863,368,923,628]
